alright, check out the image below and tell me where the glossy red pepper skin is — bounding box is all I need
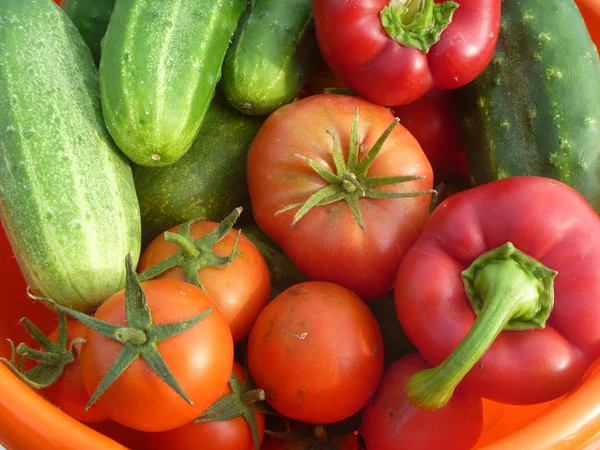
[395,176,600,405]
[313,0,501,106]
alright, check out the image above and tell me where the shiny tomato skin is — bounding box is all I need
[138,220,271,343]
[247,95,433,300]
[247,281,384,424]
[361,353,483,450]
[79,279,234,432]
[145,361,265,450]
[43,321,108,423]
[392,90,467,183]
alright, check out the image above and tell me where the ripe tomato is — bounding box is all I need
[145,361,265,450]
[261,433,358,450]
[361,353,483,450]
[79,279,234,432]
[138,219,271,343]
[247,281,384,424]
[42,320,108,423]
[247,95,433,300]
[392,90,467,183]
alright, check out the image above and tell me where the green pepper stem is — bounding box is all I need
[405,243,557,409]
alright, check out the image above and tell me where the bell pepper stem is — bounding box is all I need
[405,242,557,409]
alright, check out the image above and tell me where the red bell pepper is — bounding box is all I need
[313,0,501,106]
[395,176,600,408]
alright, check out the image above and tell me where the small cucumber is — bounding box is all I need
[61,0,116,65]
[132,92,264,244]
[221,0,316,115]
[100,0,246,166]
[455,0,600,212]
[0,0,141,311]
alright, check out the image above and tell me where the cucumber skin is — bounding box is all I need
[455,0,600,212]
[61,0,116,66]
[100,0,246,167]
[132,92,264,245]
[221,0,316,115]
[0,0,141,311]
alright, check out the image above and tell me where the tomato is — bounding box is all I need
[247,281,384,424]
[145,361,265,450]
[79,278,234,432]
[261,433,358,450]
[392,90,467,183]
[361,353,483,450]
[247,95,433,300]
[42,320,108,423]
[138,216,271,343]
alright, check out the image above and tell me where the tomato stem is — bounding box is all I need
[405,242,557,409]
[112,327,147,345]
[380,0,459,53]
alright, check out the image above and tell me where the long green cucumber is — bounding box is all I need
[455,0,600,212]
[0,0,141,311]
[100,0,246,167]
[132,92,263,244]
[221,0,316,115]
[61,0,116,66]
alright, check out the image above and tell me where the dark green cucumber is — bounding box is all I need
[100,0,246,167]
[133,92,263,244]
[455,0,600,212]
[221,0,316,115]
[0,0,141,311]
[242,225,308,298]
[61,0,116,65]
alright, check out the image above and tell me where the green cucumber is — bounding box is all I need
[133,92,263,244]
[242,225,308,298]
[221,0,316,115]
[455,0,600,212]
[61,0,116,66]
[0,0,141,311]
[100,0,246,167]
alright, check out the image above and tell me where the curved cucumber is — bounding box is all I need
[455,0,600,212]
[0,0,141,311]
[100,0,246,167]
[61,0,116,65]
[222,0,316,115]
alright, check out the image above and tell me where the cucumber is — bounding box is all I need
[221,0,316,115]
[133,92,263,244]
[61,0,116,66]
[455,0,600,212]
[0,0,141,311]
[100,0,246,167]
[242,225,307,298]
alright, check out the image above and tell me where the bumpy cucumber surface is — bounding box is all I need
[455,0,600,212]
[100,0,246,167]
[0,0,141,311]
[132,92,263,244]
[61,0,116,66]
[221,0,316,115]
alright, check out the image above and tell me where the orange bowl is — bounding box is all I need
[2,1,600,448]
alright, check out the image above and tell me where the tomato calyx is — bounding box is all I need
[405,242,557,409]
[380,0,459,53]
[53,254,214,409]
[275,107,434,231]
[0,309,83,389]
[137,207,243,291]
[196,368,267,450]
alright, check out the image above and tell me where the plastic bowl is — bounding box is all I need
[2,1,600,448]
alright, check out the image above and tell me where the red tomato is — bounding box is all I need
[392,90,467,183]
[137,220,271,343]
[42,320,108,423]
[79,279,234,432]
[261,433,358,450]
[247,281,384,424]
[247,95,433,300]
[361,353,483,450]
[145,361,265,450]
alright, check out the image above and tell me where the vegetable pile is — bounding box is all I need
[1,0,600,449]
